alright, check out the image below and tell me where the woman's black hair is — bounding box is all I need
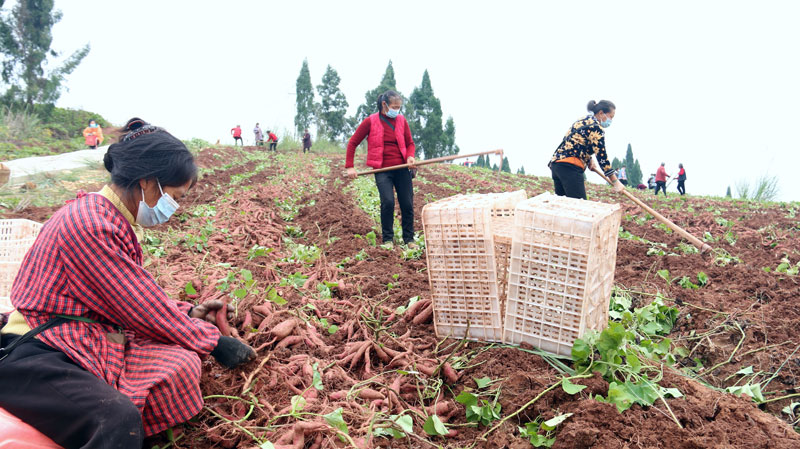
[88,118,96,125]
[103,117,197,193]
[587,100,616,114]
[376,90,402,112]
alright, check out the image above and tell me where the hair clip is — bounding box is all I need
[122,125,164,142]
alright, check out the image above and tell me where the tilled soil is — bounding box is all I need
[4,147,800,448]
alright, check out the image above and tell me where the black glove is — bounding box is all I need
[211,336,256,368]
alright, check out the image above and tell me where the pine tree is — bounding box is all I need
[476,154,485,168]
[406,70,445,159]
[316,65,349,141]
[611,157,622,170]
[0,0,89,107]
[501,156,511,173]
[294,59,315,135]
[492,163,499,171]
[726,186,732,197]
[355,61,398,120]
[517,166,526,175]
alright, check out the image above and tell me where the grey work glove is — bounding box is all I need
[211,336,256,368]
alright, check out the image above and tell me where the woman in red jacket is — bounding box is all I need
[346,90,416,246]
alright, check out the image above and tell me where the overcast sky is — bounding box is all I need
[36,0,800,201]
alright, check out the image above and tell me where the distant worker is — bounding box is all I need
[82,119,104,149]
[266,131,278,152]
[302,129,312,153]
[548,100,624,199]
[617,166,628,186]
[346,90,417,247]
[647,174,656,191]
[677,163,687,195]
[253,123,264,146]
[231,125,243,146]
[655,163,670,195]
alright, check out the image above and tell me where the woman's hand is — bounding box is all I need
[190,300,234,327]
[588,158,597,172]
[407,157,416,167]
[346,167,357,179]
[613,179,625,193]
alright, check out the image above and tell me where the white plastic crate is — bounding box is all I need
[422,191,527,342]
[502,193,621,356]
[0,219,43,313]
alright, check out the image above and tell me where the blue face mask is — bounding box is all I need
[599,115,612,128]
[386,108,400,119]
[90,123,98,128]
[136,181,179,227]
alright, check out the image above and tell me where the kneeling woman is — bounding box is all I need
[0,119,255,448]
[346,90,417,245]
[549,100,624,199]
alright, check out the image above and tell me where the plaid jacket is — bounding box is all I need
[10,193,220,436]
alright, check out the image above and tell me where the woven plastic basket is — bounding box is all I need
[0,219,43,313]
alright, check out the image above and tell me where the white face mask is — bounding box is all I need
[136,181,179,227]
[386,108,400,119]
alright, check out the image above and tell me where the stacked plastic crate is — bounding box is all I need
[0,219,43,312]
[502,193,622,356]
[422,191,527,342]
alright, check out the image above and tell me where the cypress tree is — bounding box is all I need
[294,59,315,135]
[517,166,526,175]
[476,154,485,168]
[726,186,732,197]
[501,156,511,173]
[355,61,398,120]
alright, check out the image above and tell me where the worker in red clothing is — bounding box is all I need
[677,163,687,195]
[655,162,670,195]
[231,125,243,146]
[266,130,278,152]
[0,118,255,448]
[346,90,417,247]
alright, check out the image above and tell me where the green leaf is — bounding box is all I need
[657,269,671,282]
[266,288,287,305]
[735,365,754,375]
[323,407,349,435]
[475,377,493,389]
[571,337,592,362]
[233,288,247,299]
[541,412,573,431]
[782,402,800,416]
[259,442,276,449]
[394,415,413,433]
[597,322,626,353]
[660,387,683,398]
[241,269,253,282]
[423,415,448,436]
[696,271,709,286]
[530,434,556,448]
[185,282,197,295]
[312,362,323,390]
[290,395,306,414]
[455,391,478,407]
[327,324,339,334]
[562,378,587,395]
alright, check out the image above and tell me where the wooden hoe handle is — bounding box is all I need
[591,167,712,254]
